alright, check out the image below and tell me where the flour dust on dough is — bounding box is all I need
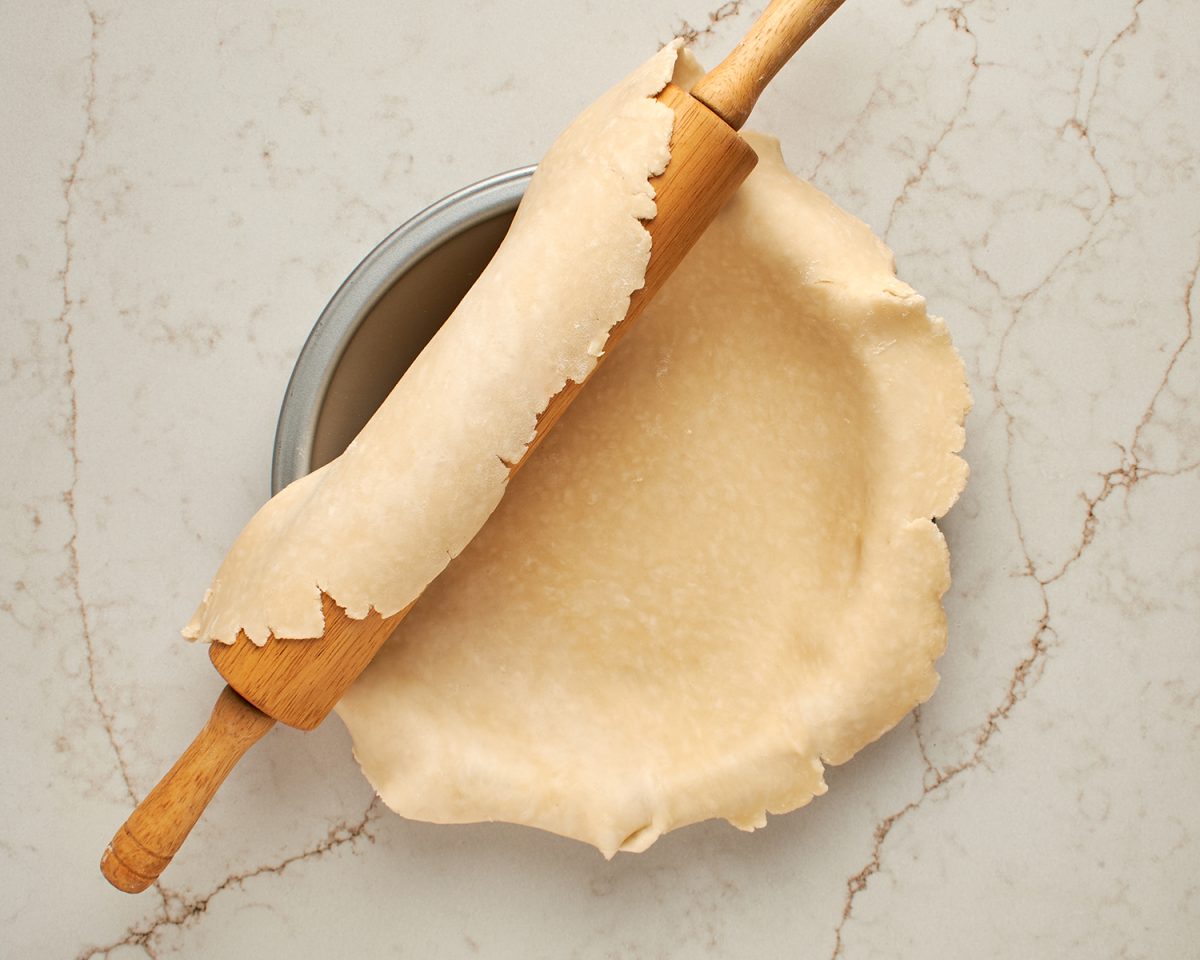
[184,44,687,645]
[184,42,969,855]
[338,131,970,855]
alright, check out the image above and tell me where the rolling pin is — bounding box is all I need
[100,0,847,893]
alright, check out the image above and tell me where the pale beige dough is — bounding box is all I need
[337,134,969,855]
[185,44,686,644]
[186,43,969,854]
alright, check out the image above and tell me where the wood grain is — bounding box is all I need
[209,593,416,730]
[99,686,275,893]
[508,83,756,471]
[101,22,845,889]
[213,85,756,716]
[690,0,847,131]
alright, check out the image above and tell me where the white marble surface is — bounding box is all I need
[4,0,1197,956]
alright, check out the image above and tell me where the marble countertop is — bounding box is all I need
[5,0,1197,956]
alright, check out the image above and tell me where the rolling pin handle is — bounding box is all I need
[689,0,847,130]
[100,684,276,893]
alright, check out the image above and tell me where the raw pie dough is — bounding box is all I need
[185,44,684,644]
[188,44,970,854]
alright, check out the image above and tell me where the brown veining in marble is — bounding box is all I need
[1043,250,1199,586]
[59,6,142,813]
[883,4,982,239]
[829,2,1199,952]
[672,0,748,46]
[6,1,1197,955]
[76,800,379,959]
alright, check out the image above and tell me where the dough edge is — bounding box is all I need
[337,129,972,857]
[183,42,690,646]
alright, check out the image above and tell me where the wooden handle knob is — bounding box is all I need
[690,0,847,130]
[100,685,275,893]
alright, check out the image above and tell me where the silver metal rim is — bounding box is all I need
[271,165,536,494]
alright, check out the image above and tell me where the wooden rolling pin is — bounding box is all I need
[100,0,846,893]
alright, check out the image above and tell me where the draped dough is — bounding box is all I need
[185,44,686,645]
[185,43,968,854]
[337,132,969,855]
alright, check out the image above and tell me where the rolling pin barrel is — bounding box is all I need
[99,0,845,893]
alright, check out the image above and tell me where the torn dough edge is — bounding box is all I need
[184,42,693,646]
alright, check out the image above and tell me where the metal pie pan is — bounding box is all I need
[271,165,535,493]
